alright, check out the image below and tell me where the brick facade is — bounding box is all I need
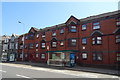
[17,10,120,67]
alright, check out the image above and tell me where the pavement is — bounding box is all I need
[4,61,120,76]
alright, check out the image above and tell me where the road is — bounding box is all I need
[0,63,119,80]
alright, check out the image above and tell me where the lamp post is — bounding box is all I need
[18,21,25,61]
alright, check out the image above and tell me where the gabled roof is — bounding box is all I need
[90,30,103,36]
[28,27,39,33]
[32,27,39,31]
[65,15,80,24]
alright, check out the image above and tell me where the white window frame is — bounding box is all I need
[36,43,38,48]
[82,38,87,44]
[60,29,64,34]
[36,54,39,58]
[36,34,39,38]
[41,54,45,59]
[82,53,87,59]
[93,22,100,30]
[41,43,46,48]
[93,53,102,61]
[60,41,64,46]
[52,32,56,36]
[82,24,86,30]
[52,42,57,47]
[92,37,102,45]
[70,39,77,46]
[116,35,120,43]
[70,26,77,32]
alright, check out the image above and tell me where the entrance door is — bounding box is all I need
[9,54,15,62]
[70,53,75,67]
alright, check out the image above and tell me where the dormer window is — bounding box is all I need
[22,36,24,41]
[93,22,100,30]
[41,43,45,48]
[36,34,39,38]
[52,31,56,36]
[51,38,57,48]
[42,32,45,38]
[69,26,77,32]
[82,24,86,30]
[29,34,34,39]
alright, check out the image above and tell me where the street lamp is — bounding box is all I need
[18,21,25,61]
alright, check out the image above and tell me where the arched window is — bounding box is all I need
[91,30,103,45]
[41,40,46,49]
[51,38,57,48]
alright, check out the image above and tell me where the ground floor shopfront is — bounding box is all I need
[47,50,78,67]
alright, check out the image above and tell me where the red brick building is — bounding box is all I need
[17,10,120,67]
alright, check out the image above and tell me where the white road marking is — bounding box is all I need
[16,74,30,78]
[112,76,119,78]
[0,70,6,73]
[0,63,117,78]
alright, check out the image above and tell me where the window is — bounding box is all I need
[20,45,23,49]
[116,35,120,43]
[92,37,102,45]
[116,18,120,26]
[36,34,39,38]
[93,22,100,30]
[93,53,102,61]
[25,54,27,57]
[82,38,87,44]
[60,29,64,34]
[82,24,86,30]
[60,41,64,46]
[82,53,87,59]
[42,33,45,38]
[36,43,38,48]
[117,53,120,61]
[24,44,27,49]
[52,31,56,36]
[29,43,34,48]
[36,54,39,58]
[20,54,23,58]
[25,35,28,40]
[69,26,77,32]
[22,36,24,41]
[41,43,45,48]
[29,34,34,39]
[68,39,76,46]
[15,43,18,49]
[52,42,57,47]
[41,54,45,59]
